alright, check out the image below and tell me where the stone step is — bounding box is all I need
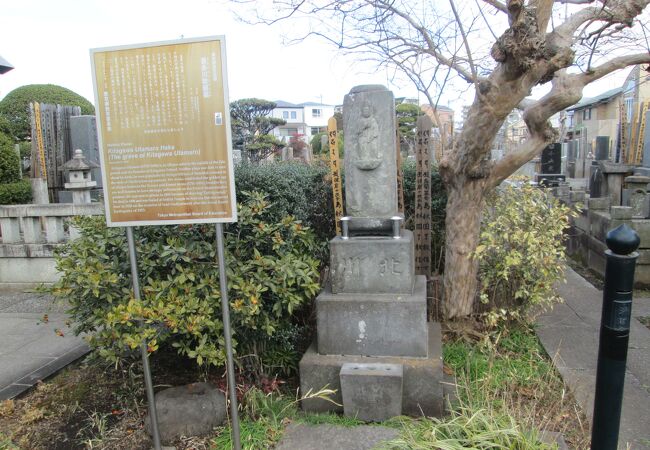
[300,322,443,417]
[340,362,403,422]
[317,276,428,357]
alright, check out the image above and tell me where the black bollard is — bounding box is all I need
[591,224,640,449]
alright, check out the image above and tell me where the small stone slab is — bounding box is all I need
[539,431,569,450]
[588,197,611,211]
[275,423,399,450]
[610,206,633,220]
[340,363,403,422]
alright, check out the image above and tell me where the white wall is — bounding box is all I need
[303,104,335,134]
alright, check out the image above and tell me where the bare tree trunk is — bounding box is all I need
[443,178,486,319]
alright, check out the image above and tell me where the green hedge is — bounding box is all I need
[0,179,32,204]
[235,160,447,269]
[235,161,335,245]
[0,132,20,184]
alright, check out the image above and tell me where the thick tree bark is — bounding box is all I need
[442,178,486,319]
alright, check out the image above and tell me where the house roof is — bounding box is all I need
[274,100,334,108]
[567,87,623,111]
[274,100,302,108]
[298,101,334,107]
[421,104,454,112]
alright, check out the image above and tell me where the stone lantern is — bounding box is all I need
[63,149,99,204]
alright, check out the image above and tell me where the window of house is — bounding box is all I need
[280,127,298,136]
[583,108,592,120]
[625,97,634,119]
[282,111,289,119]
[290,111,297,119]
[312,108,322,118]
[311,126,326,135]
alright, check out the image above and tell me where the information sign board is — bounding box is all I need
[91,36,236,226]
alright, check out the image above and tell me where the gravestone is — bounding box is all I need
[589,163,604,198]
[594,136,610,161]
[541,143,561,174]
[622,175,650,218]
[343,85,398,232]
[567,140,577,178]
[300,85,443,421]
[535,143,565,186]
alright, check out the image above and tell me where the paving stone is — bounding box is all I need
[0,291,89,400]
[275,423,399,450]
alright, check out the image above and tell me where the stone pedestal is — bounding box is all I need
[317,276,428,357]
[330,230,415,294]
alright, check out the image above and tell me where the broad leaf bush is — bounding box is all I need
[50,192,320,375]
[473,182,578,326]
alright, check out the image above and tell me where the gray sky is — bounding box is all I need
[0,0,633,113]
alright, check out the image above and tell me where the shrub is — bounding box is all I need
[310,131,344,158]
[0,84,94,140]
[472,182,578,326]
[235,161,334,248]
[0,132,20,184]
[0,179,32,204]
[50,192,321,375]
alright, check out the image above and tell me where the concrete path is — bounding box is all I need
[0,290,89,400]
[537,266,650,449]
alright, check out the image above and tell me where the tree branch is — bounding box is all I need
[480,0,508,13]
[578,52,650,83]
[489,51,650,186]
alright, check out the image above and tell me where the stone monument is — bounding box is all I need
[535,143,565,186]
[299,85,443,421]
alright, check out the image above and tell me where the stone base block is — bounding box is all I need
[300,322,443,418]
[317,276,427,357]
[340,363,403,422]
[330,230,415,294]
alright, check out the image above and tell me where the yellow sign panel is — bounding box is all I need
[91,36,237,226]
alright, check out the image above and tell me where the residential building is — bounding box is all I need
[270,101,336,142]
[301,102,335,136]
[420,104,454,137]
[270,101,307,140]
[565,86,623,147]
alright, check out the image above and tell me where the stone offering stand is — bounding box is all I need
[299,85,443,421]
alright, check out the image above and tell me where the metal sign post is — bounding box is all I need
[216,223,241,449]
[126,227,162,450]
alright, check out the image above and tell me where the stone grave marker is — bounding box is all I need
[299,85,443,422]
